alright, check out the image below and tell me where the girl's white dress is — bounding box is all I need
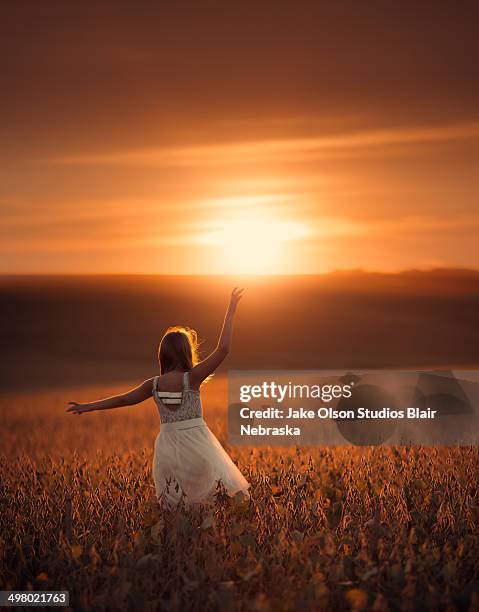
[152,371,250,506]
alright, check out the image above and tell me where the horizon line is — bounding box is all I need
[1,267,479,278]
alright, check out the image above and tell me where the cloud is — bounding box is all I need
[44,121,479,167]
[3,202,479,255]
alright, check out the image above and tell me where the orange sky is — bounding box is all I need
[1,2,479,274]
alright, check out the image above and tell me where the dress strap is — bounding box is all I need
[183,371,190,391]
[152,376,159,394]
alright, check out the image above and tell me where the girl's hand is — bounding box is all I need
[228,287,244,314]
[66,402,92,416]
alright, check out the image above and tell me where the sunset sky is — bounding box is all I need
[1,1,479,274]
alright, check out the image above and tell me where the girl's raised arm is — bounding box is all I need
[66,378,154,415]
[189,287,244,388]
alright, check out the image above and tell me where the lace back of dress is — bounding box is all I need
[153,371,202,423]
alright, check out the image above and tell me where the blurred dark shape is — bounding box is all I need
[413,371,474,415]
[338,372,362,386]
[336,384,398,445]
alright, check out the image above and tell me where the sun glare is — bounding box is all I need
[196,209,308,274]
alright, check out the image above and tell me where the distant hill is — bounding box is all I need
[1,270,478,391]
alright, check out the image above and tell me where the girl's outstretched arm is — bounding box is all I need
[189,287,244,388]
[66,378,154,415]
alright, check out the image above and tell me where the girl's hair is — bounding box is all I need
[158,326,200,374]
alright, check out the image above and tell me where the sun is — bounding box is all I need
[196,210,308,274]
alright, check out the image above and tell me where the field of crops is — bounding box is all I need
[1,379,478,611]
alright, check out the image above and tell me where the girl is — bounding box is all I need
[67,287,250,507]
